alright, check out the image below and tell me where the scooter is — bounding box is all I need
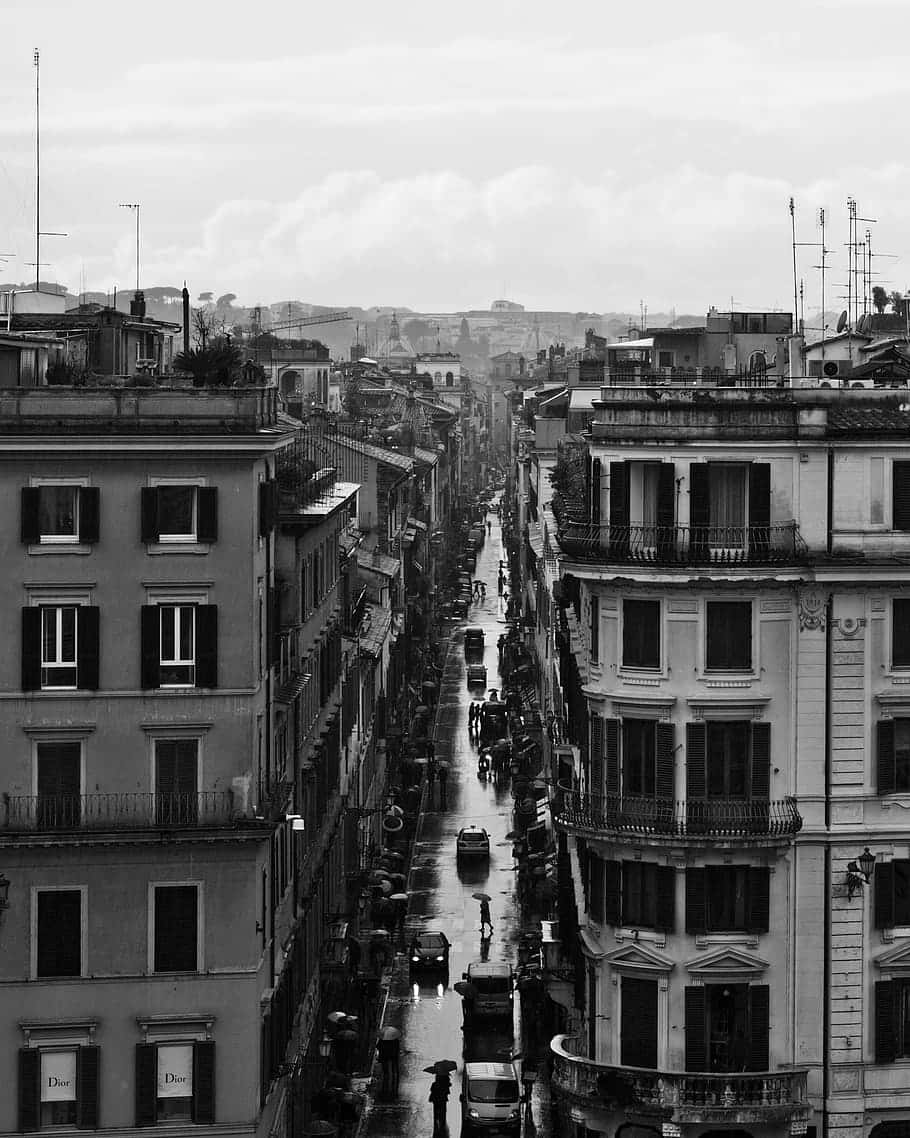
[477,751,491,781]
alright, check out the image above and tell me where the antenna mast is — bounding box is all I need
[34,49,40,290]
[790,197,799,332]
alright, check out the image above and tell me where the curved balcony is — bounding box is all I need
[551,1035,810,1130]
[554,786,802,844]
[556,521,808,566]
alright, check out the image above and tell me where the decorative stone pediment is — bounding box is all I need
[875,940,910,975]
[687,696,770,721]
[603,942,675,976]
[685,946,769,980]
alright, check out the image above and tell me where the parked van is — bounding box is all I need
[464,961,514,1022]
[460,1060,521,1135]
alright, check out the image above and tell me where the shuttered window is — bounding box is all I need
[622,599,661,669]
[590,595,600,665]
[21,485,100,545]
[623,719,656,796]
[893,462,910,531]
[620,977,658,1068]
[22,606,98,692]
[622,862,675,931]
[589,856,604,923]
[877,719,910,794]
[141,605,217,690]
[686,866,770,933]
[135,1041,215,1126]
[153,885,199,973]
[893,600,910,668]
[686,721,770,802]
[36,890,82,977]
[705,601,752,671]
[874,860,910,928]
[141,486,218,543]
[37,741,81,829]
[874,980,910,1063]
[685,984,770,1072]
[155,740,199,825]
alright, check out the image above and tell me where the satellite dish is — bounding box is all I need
[836,310,849,334]
[860,314,873,335]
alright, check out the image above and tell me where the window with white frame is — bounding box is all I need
[21,482,98,547]
[39,486,78,542]
[41,606,78,688]
[159,605,195,686]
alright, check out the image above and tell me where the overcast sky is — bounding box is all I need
[1,0,907,315]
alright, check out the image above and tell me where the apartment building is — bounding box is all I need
[543,386,910,1138]
[0,383,377,1138]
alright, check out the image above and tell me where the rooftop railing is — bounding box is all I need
[556,521,808,565]
[554,786,802,841]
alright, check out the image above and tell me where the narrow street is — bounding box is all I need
[358,502,550,1138]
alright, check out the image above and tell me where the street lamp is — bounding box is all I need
[845,847,876,900]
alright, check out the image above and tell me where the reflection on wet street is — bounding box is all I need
[360,502,540,1138]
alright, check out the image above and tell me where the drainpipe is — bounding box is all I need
[265,461,275,989]
[822,445,834,1138]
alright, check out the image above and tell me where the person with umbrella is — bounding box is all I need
[377,1026,401,1095]
[437,760,449,809]
[390,892,408,937]
[474,892,493,938]
[426,1063,456,1133]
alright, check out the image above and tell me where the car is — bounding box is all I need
[457,826,490,859]
[464,626,485,654]
[409,931,451,971]
[467,663,488,688]
[460,1060,521,1135]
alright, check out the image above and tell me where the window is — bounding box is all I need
[622,862,664,928]
[35,890,82,977]
[685,721,770,802]
[706,721,749,797]
[141,485,217,544]
[623,719,656,796]
[22,604,99,692]
[685,866,770,933]
[893,462,910,531]
[685,984,769,1072]
[155,740,199,824]
[601,860,675,930]
[620,977,658,1068]
[622,599,661,669]
[876,978,910,1062]
[21,485,99,546]
[877,720,910,794]
[590,595,600,665]
[135,1041,215,1126]
[705,601,752,671]
[689,463,770,557]
[37,741,81,829]
[18,1046,99,1131]
[874,860,910,928]
[152,885,200,973]
[893,600,910,668]
[141,604,217,689]
[657,351,674,369]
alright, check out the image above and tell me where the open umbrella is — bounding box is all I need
[453,981,476,998]
[379,1026,401,1041]
[471,892,492,903]
[390,892,408,902]
[388,872,407,888]
[382,849,405,862]
[336,1029,359,1042]
[423,1059,458,1074]
[370,928,391,939]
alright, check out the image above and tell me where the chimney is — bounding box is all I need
[130,290,146,319]
[182,283,190,352]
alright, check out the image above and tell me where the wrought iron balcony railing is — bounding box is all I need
[551,1036,809,1126]
[556,521,808,565]
[2,791,241,832]
[555,786,802,841]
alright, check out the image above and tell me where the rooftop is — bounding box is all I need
[333,432,414,472]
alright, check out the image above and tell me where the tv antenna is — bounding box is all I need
[29,51,68,290]
[118,203,141,292]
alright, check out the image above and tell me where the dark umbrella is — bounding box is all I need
[388,872,407,888]
[471,892,492,902]
[423,1060,458,1074]
[453,981,477,998]
[336,1029,358,1043]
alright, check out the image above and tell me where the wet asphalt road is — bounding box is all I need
[360,502,528,1138]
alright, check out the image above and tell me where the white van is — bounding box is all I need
[460,1061,521,1135]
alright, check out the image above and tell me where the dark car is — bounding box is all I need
[409,931,451,971]
[465,627,485,656]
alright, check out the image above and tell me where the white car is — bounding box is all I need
[457,826,490,859]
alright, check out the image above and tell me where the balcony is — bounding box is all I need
[555,786,802,843]
[556,522,808,566]
[2,791,247,833]
[551,1035,809,1129]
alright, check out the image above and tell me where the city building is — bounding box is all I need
[537,384,910,1138]
[0,380,384,1138]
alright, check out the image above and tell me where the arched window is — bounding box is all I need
[445,371,454,386]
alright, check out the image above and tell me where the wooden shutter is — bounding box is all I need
[21,607,41,691]
[656,723,675,799]
[589,856,604,923]
[749,463,771,530]
[656,462,676,559]
[605,717,620,795]
[751,722,771,799]
[195,605,218,689]
[77,606,100,690]
[591,458,602,524]
[656,865,675,931]
[77,1045,100,1129]
[874,861,895,929]
[603,859,621,925]
[79,487,100,544]
[609,461,629,557]
[684,986,707,1071]
[894,601,910,669]
[140,487,159,542]
[140,606,160,689]
[748,985,770,1071]
[193,1041,216,1125]
[689,464,709,560]
[748,867,771,933]
[197,487,218,543]
[135,1044,157,1127]
[685,868,707,933]
[621,977,658,1069]
[893,462,910,530]
[18,1047,40,1132]
[590,717,604,797]
[258,480,274,536]
[875,980,897,1063]
[21,487,40,544]
[686,723,707,797]
[878,721,897,795]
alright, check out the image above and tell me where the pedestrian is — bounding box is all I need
[346,934,361,979]
[479,898,493,937]
[486,519,492,534]
[497,633,505,660]
[426,738,435,761]
[438,762,448,810]
[377,1034,400,1096]
[498,573,504,596]
[480,582,486,600]
[429,1076,450,1133]
[468,702,476,731]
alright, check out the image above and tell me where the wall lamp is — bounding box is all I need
[0,873,9,910]
[846,848,876,900]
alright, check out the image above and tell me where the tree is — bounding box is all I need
[192,307,223,350]
[891,291,907,318]
[197,291,213,303]
[216,292,237,308]
[173,341,242,387]
[872,286,888,315]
